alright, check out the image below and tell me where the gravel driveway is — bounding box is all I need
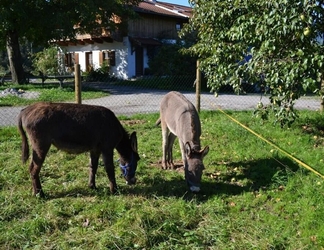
[0,84,320,127]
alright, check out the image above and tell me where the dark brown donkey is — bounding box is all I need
[17,102,140,197]
[156,91,209,192]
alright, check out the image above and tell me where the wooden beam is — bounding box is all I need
[101,37,113,43]
[92,38,103,44]
[56,41,69,46]
[83,39,94,44]
[77,40,85,45]
[55,35,113,47]
[67,41,77,46]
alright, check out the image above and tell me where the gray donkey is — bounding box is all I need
[156,91,209,192]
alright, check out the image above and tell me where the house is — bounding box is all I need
[56,0,192,79]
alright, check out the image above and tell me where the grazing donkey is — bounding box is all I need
[17,102,140,197]
[156,91,209,192]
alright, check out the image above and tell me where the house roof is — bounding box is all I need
[134,0,192,19]
[56,0,192,46]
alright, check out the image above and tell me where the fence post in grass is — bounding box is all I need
[196,59,201,113]
[75,64,81,104]
[320,79,324,113]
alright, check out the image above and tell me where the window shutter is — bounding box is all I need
[99,51,103,66]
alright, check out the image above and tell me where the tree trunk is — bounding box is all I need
[6,30,26,84]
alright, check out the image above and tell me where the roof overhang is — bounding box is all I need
[129,37,162,46]
[54,35,113,46]
[129,37,162,54]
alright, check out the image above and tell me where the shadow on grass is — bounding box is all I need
[44,187,99,200]
[42,156,300,201]
[127,156,300,202]
[209,157,299,193]
[299,115,324,147]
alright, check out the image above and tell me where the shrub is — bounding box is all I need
[32,46,60,76]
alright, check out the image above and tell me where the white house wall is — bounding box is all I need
[125,37,136,78]
[61,37,139,79]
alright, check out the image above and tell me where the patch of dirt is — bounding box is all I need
[121,119,146,125]
[302,124,324,147]
[151,160,184,172]
[302,124,324,135]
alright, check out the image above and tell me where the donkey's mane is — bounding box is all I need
[190,109,201,148]
[174,92,199,135]
[115,126,132,160]
[178,108,201,149]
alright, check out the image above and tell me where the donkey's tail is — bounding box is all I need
[17,112,29,164]
[155,117,161,126]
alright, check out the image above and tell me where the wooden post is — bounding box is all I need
[75,64,81,104]
[320,78,324,113]
[196,59,201,113]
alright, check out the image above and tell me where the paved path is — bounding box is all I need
[0,84,321,127]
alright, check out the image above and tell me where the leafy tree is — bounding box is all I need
[0,0,140,84]
[181,0,324,126]
[148,42,196,76]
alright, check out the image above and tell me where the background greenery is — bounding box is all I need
[182,0,324,125]
[0,83,108,107]
[1,110,323,249]
[0,0,141,84]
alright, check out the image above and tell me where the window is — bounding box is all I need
[65,53,74,67]
[108,51,116,66]
[64,53,79,73]
[102,51,109,64]
[100,51,116,67]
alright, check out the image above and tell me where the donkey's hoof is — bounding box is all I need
[89,184,97,190]
[35,190,45,198]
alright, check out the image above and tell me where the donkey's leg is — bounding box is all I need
[29,144,50,197]
[161,122,169,170]
[178,140,188,169]
[167,133,176,169]
[102,151,117,194]
[89,150,100,189]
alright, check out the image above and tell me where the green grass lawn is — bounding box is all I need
[0,110,324,249]
[0,82,108,106]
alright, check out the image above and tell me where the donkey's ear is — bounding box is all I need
[201,146,209,158]
[130,131,138,152]
[185,142,192,156]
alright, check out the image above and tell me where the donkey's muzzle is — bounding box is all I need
[186,172,201,193]
[189,185,200,193]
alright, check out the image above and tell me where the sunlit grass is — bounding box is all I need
[0,110,324,249]
[0,82,108,106]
